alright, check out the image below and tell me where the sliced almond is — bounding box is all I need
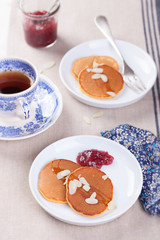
[85,197,98,204]
[63,175,69,185]
[79,176,89,186]
[86,68,103,73]
[85,192,98,204]
[83,184,90,192]
[73,179,82,188]
[92,61,99,68]
[56,169,70,180]
[91,68,103,73]
[42,61,56,70]
[108,200,117,210]
[39,61,56,73]
[91,73,108,82]
[78,174,81,179]
[90,192,96,199]
[39,69,44,74]
[91,73,101,79]
[92,111,103,118]
[106,91,116,97]
[69,180,77,195]
[83,116,91,125]
[100,74,108,82]
[102,174,108,180]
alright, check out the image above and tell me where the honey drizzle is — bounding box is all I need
[70,174,112,206]
[51,160,66,183]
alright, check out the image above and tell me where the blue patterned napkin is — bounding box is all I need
[101,124,160,216]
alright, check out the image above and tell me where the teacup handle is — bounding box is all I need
[17,98,30,120]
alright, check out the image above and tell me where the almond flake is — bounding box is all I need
[100,74,108,82]
[73,179,82,188]
[91,73,101,79]
[108,200,117,210]
[69,180,77,195]
[106,91,116,97]
[85,192,98,204]
[85,197,98,204]
[83,184,90,192]
[86,68,103,73]
[57,169,70,180]
[39,69,44,74]
[92,111,103,118]
[91,73,108,82]
[83,116,91,125]
[42,61,56,70]
[93,61,99,68]
[79,176,89,186]
[90,192,96,199]
[63,176,69,185]
[102,174,108,180]
[91,68,103,73]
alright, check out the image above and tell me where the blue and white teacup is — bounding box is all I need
[0,57,38,122]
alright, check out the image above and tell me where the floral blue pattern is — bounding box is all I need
[0,58,36,82]
[0,101,16,111]
[101,124,160,216]
[0,76,62,139]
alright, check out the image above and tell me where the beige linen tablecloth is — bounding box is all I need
[0,0,160,239]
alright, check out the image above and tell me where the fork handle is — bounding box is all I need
[95,16,124,72]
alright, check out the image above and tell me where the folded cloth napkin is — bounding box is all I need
[101,124,160,216]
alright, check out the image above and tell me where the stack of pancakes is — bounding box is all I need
[38,159,114,217]
[72,56,124,98]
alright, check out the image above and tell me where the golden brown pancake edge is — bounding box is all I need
[38,159,80,203]
[72,55,120,80]
[78,64,124,99]
[66,166,114,216]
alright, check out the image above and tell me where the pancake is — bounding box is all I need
[38,159,80,203]
[66,167,113,216]
[72,56,120,79]
[78,64,124,98]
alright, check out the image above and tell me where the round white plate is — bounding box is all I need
[0,75,63,140]
[29,135,143,226]
[59,39,157,108]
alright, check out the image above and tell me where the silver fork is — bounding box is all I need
[95,15,146,93]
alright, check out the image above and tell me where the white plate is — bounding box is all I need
[29,135,143,226]
[59,39,157,108]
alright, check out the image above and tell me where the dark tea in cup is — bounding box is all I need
[0,71,31,94]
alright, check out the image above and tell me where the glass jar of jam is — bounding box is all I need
[19,0,60,48]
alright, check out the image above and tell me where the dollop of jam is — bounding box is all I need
[23,10,57,47]
[76,149,114,169]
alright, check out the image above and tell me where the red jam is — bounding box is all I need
[23,11,57,47]
[76,149,114,169]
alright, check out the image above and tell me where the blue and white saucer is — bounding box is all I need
[0,75,63,140]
